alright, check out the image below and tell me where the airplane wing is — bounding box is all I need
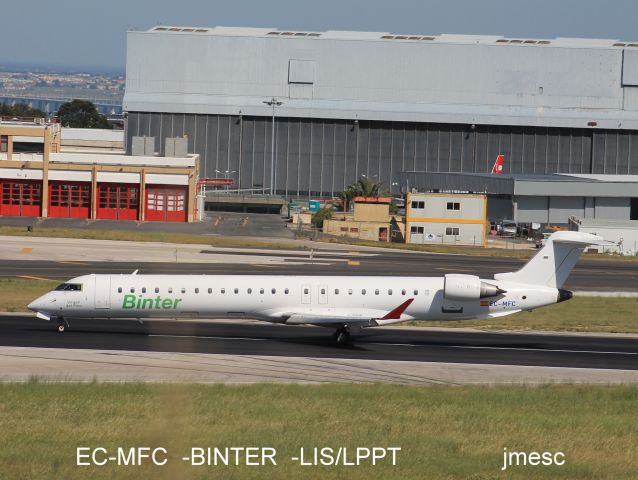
[282,299,414,327]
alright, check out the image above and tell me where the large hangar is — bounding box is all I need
[124,26,638,199]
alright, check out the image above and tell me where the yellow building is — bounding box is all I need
[323,197,400,242]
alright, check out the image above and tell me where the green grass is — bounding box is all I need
[0,277,59,312]
[0,383,636,479]
[0,226,303,250]
[405,296,638,334]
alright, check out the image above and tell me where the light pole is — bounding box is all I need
[263,97,283,195]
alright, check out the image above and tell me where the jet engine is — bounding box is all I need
[444,274,505,301]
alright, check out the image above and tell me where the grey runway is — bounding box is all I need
[2,252,637,291]
[2,316,637,371]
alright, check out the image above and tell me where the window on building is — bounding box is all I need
[340,227,348,232]
[411,200,425,209]
[446,202,460,210]
[410,226,424,234]
[446,227,460,236]
[350,227,359,233]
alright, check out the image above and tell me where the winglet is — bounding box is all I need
[381,298,414,320]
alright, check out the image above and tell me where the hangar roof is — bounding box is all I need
[401,172,638,197]
[144,26,638,49]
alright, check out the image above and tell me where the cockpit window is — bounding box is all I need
[54,283,82,292]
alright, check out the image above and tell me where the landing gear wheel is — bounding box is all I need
[56,319,68,333]
[333,328,351,345]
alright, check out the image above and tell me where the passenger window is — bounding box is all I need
[375,289,379,295]
[402,289,406,295]
[130,287,135,293]
[304,288,309,294]
[272,288,276,294]
[335,289,339,295]
[348,289,353,295]
[234,288,239,294]
[362,289,366,295]
[142,287,146,293]
[320,288,326,294]
[155,287,159,293]
[388,289,392,295]
[248,288,252,294]
[168,288,173,294]
[208,288,212,294]
[285,288,289,294]
[424,289,430,295]
[221,288,225,294]
[118,287,122,293]
[181,288,186,294]
[195,288,199,294]
[414,289,418,295]
[260,288,264,294]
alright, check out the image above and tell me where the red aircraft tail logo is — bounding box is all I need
[491,154,504,174]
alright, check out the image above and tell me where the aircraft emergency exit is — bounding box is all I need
[28,231,610,344]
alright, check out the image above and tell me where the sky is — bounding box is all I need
[2,0,638,73]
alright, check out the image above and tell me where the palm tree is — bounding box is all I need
[354,176,383,197]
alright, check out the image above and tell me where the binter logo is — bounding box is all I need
[122,294,183,310]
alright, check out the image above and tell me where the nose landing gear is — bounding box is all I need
[56,318,69,333]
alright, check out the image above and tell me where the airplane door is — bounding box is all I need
[318,285,328,304]
[94,275,111,309]
[301,284,311,304]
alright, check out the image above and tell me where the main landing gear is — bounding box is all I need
[333,327,351,345]
[56,318,69,333]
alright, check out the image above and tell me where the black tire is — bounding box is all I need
[57,323,66,333]
[334,329,351,345]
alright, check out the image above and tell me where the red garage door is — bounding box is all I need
[0,180,42,217]
[96,183,139,220]
[48,181,90,218]
[145,186,187,222]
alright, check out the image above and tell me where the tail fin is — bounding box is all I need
[494,231,612,288]
[491,154,504,174]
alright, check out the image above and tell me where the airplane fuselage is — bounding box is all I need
[29,273,560,326]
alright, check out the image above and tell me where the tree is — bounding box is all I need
[0,103,46,118]
[354,176,383,197]
[311,206,334,228]
[58,100,110,129]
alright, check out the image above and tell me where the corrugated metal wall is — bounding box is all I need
[126,112,638,197]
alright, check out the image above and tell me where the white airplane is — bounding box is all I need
[28,231,609,344]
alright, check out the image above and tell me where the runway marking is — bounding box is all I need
[56,261,90,265]
[148,334,636,355]
[20,248,33,253]
[17,275,56,282]
[148,334,267,341]
[375,342,638,355]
